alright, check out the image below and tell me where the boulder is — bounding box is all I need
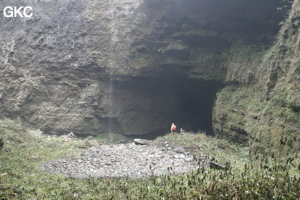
[133,139,150,145]
[209,162,230,170]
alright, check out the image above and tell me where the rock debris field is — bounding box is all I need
[41,139,202,178]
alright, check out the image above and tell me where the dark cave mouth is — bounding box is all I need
[114,75,223,140]
[168,82,220,135]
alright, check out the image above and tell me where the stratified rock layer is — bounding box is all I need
[213,0,300,148]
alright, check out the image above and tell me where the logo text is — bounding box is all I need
[3,6,33,18]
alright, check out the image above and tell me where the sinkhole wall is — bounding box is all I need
[213,0,300,149]
[1,0,298,147]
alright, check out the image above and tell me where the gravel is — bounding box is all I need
[41,142,202,178]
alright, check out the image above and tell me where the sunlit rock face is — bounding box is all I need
[0,0,285,137]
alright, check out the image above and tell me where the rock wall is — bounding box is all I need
[213,0,300,149]
[0,0,288,138]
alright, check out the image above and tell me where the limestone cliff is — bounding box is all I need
[0,0,295,142]
[213,0,300,149]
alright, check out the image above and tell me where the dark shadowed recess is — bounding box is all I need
[122,71,223,140]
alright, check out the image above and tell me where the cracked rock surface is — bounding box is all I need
[41,142,201,178]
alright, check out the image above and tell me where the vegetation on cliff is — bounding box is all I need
[213,0,300,152]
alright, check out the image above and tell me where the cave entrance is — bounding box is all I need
[160,78,221,138]
[175,82,217,134]
[117,74,223,140]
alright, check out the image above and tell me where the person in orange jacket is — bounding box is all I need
[171,123,177,133]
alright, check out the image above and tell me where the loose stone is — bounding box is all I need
[41,143,202,178]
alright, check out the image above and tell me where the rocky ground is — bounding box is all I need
[41,138,203,178]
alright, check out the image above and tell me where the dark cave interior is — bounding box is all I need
[167,78,221,134]
[116,74,223,140]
